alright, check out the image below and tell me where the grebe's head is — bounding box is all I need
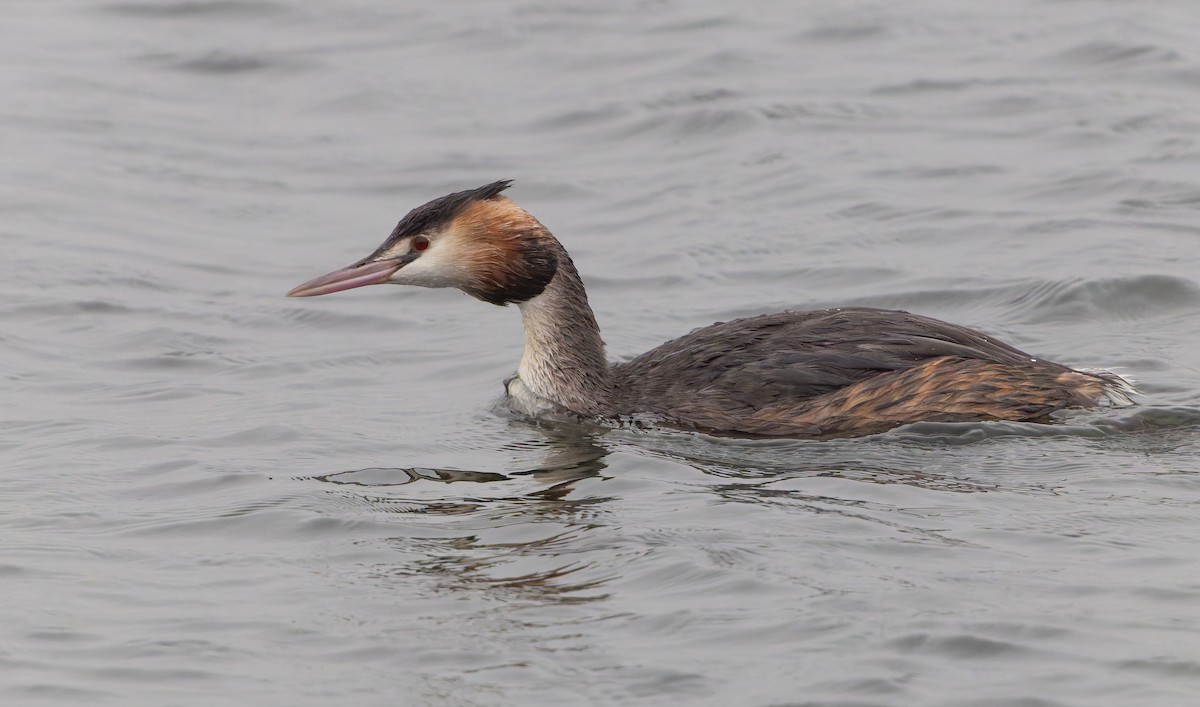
[287,180,559,306]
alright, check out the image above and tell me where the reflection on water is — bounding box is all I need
[308,422,610,494]
[304,428,622,610]
[315,466,513,486]
[397,529,615,603]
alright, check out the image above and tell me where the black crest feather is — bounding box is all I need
[386,180,512,242]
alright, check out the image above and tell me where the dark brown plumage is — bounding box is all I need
[609,308,1122,436]
[288,182,1134,438]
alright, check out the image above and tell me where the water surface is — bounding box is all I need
[4,1,1200,705]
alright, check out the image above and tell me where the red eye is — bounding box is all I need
[412,236,430,252]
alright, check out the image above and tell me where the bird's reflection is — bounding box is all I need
[307,419,611,501]
[312,466,510,487]
[303,422,619,602]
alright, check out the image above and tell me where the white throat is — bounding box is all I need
[512,292,562,412]
[502,261,612,418]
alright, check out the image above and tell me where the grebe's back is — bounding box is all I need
[609,307,1133,437]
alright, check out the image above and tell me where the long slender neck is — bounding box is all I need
[515,244,612,416]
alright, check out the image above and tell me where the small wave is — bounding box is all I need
[794,22,886,43]
[854,274,1200,325]
[885,405,1200,445]
[1052,41,1179,68]
[890,632,1033,659]
[1114,657,1200,679]
[138,51,300,76]
[610,108,758,142]
[759,100,894,123]
[870,77,1030,96]
[643,88,740,109]
[868,164,1005,180]
[102,0,283,19]
[995,274,1200,324]
[1093,405,1200,432]
[8,299,136,318]
[885,419,1112,445]
[278,306,414,331]
[526,105,631,134]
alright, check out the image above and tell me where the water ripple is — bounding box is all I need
[138,51,302,75]
[1053,41,1180,68]
[102,1,284,18]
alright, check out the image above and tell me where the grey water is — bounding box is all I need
[4,0,1200,705]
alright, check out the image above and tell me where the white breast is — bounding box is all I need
[505,375,568,417]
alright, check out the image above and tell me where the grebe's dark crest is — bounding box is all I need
[288,181,1135,438]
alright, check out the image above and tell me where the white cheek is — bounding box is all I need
[386,244,466,289]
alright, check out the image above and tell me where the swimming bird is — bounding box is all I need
[287,181,1134,437]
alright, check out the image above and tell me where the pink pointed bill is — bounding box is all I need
[287,259,402,297]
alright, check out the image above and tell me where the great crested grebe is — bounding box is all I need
[288,181,1134,437]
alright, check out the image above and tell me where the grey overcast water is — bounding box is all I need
[5,1,1200,705]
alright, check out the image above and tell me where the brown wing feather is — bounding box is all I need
[610,307,1109,436]
[741,357,1107,436]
